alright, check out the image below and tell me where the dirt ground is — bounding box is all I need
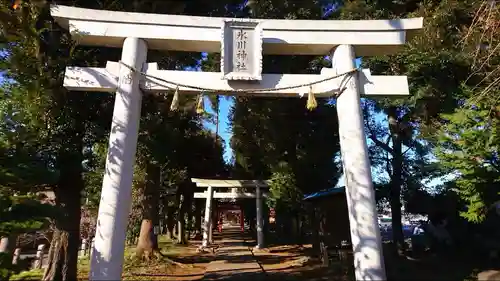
[74,240,212,281]
[121,242,333,281]
[14,236,498,281]
[120,241,211,281]
[252,244,353,281]
[247,242,499,281]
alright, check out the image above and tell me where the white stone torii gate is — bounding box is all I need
[50,5,422,281]
[191,178,269,249]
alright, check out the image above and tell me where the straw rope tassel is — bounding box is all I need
[170,86,180,111]
[195,94,205,114]
[306,85,317,111]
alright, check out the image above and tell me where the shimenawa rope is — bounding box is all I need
[118,60,359,111]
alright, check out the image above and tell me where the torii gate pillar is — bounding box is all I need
[202,185,214,247]
[90,37,147,280]
[334,44,386,281]
[255,185,264,249]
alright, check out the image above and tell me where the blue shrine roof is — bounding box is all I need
[303,186,345,200]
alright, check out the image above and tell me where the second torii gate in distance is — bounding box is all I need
[191,178,269,249]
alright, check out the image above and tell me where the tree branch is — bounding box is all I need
[385,151,392,176]
[370,134,394,154]
[366,117,394,154]
[402,146,412,156]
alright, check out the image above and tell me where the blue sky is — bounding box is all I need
[202,97,234,162]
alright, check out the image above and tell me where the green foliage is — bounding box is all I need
[435,102,500,222]
[0,252,15,280]
[8,268,45,281]
[267,162,303,215]
[0,250,20,280]
[0,193,56,237]
[0,190,55,279]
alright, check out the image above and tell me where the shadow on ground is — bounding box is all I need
[166,227,499,281]
[202,267,343,281]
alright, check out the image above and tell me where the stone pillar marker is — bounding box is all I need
[80,238,87,256]
[255,185,264,249]
[333,44,386,281]
[12,248,21,265]
[34,244,45,269]
[202,185,214,247]
[90,37,147,281]
[0,237,11,253]
[90,237,95,259]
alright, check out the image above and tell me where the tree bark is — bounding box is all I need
[291,216,299,242]
[185,193,193,240]
[177,219,184,244]
[311,208,320,254]
[165,205,176,239]
[387,107,406,255]
[159,203,166,235]
[318,212,329,266]
[43,155,83,281]
[177,191,186,244]
[194,200,202,239]
[136,162,161,259]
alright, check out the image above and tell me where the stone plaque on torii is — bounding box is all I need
[51,5,423,281]
[221,19,263,81]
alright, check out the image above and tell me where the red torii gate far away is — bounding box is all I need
[215,202,245,233]
[191,178,269,249]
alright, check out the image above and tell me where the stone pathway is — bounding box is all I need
[202,226,266,280]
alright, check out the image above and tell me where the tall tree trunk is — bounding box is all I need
[43,154,83,281]
[311,208,320,254]
[387,107,406,255]
[215,96,220,141]
[185,193,193,240]
[291,216,299,242]
[177,219,184,244]
[177,191,186,244]
[194,200,202,239]
[318,212,328,265]
[159,203,166,235]
[166,206,175,240]
[136,162,161,259]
